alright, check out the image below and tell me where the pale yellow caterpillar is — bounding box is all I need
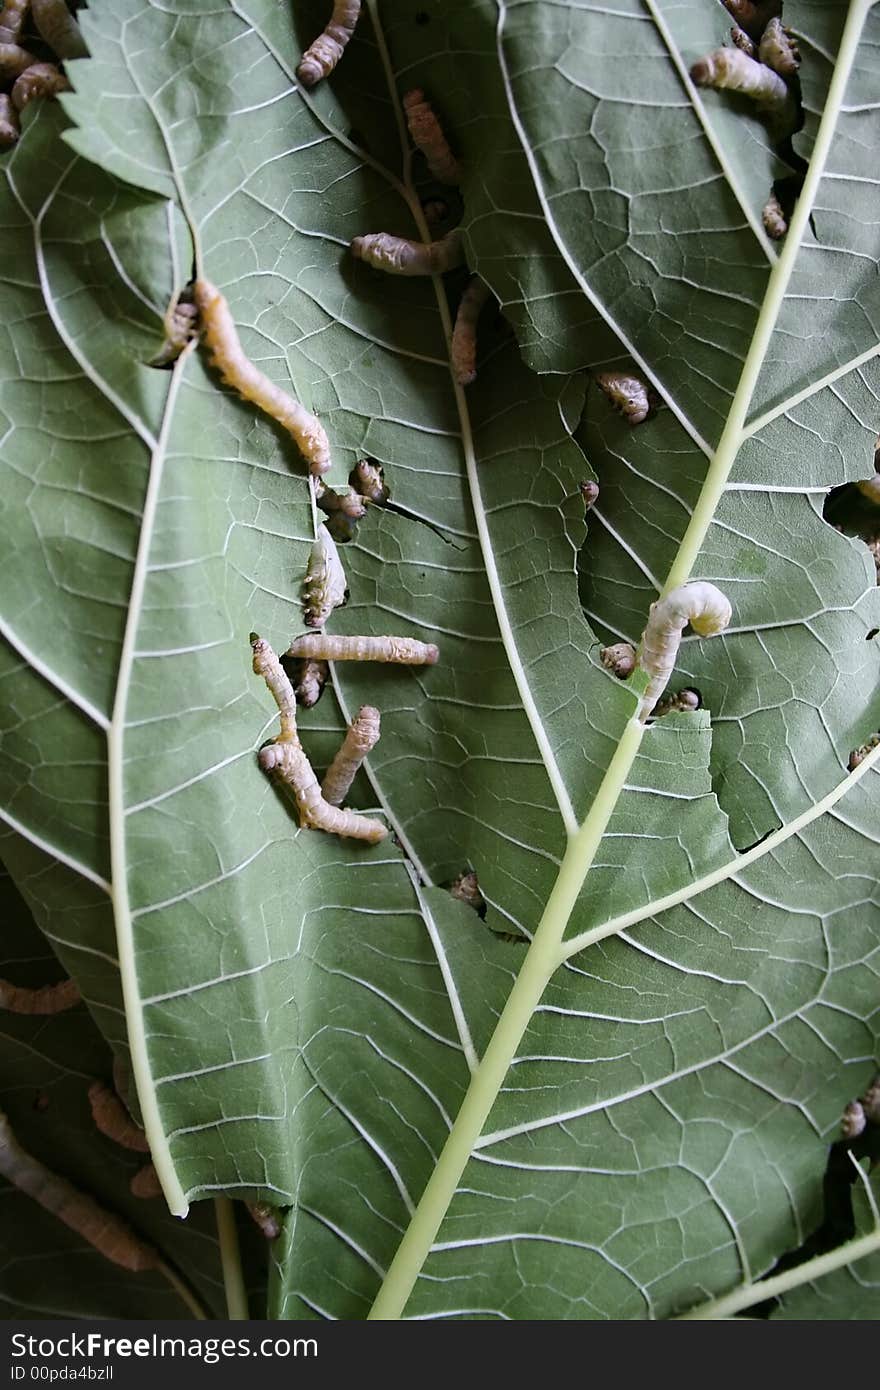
[403,88,461,185]
[762,190,787,240]
[129,1163,162,1200]
[350,229,463,277]
[87,1081,150,1154]
[316,483,367,521]
[290,656,329,708]
[0,1107,159,1271]
[758,17,800,77]
[286,633,440,665]
[636,581,732,718]
[246,1201,282,1239]
[31,0,88,59]
[321,705,380,806]
[451,276,491,386]
[690,48,789,117]
[0,975,79,1014]
[0,0,28,44]
[252,635,387,844]
[302,524,347,629]
[0,41,36,78]
[729,25,756,57]
[594,370,651,426]
[11,60,69,111]
[152,292,199,366]
[296,0,360,87]
[600,642,636,680]
[193,278,331,477]
[349,458,389,505]
[841,1101,866,1140]
[0,93,18,147]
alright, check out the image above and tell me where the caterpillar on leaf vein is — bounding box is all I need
[636,582,732,720]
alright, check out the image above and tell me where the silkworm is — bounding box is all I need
[422,198,449,226]
[594,370,651,426]
[321,705,380,806]
[325,511,359,544]
[449,870,486,918]
[579,481,599,510]
[290,657,329,708]
[762,191,787,240]
[0,93,19,146]
[350,229,463,277]
[0,976,79,1014]
[31,0,88,59]
[848,733,879,771]
[758,17,800,77]
[721,0,782,42]
[600,642,636,680]
[0,41,36,78]
[636,582,732,717]
[87,1081,150,1153]
[861,1073,880,1124]
[349,458,389,504]
[12,60,68,110]
[841,1101,866,1140]
[296,0,361,87]
[286,633,440,665]
[690,48,789,113]
[856,475,880,504]
[302,524,347,629]
[651,687,701,717]
[729,25,756,57]
[316,484,367,521]
[0,0,28,44]
[246,1201,282,1240]
[129,1163,162,1200]
[403,88,461,185]
[451,276,490,386]
[152,292,198,366]
[193,278,330,477]
[252,635,386,844]
[0,1107,158,1271]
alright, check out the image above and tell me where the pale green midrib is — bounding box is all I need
[215,1196,250,1319]
[108,346,193,1220]
[676,1224,880,1320]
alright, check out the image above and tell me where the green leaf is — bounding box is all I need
[1,0,878,1322]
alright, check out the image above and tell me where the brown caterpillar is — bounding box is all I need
[350,229,463,277]
[289,656,329,708]
[579,481,599,510]
[193,278,331,477]
[403,88,461,185]
[0,93,18,147]
[636,582,732,717]
[87,1081,150,1153]
[848,732,879,771]
[720,0,782,42]
[296,0,361,87]
[690,48,790,118]
[449,870,486,917]
[349,458,389,505]
[0,1107,158,1271]
[315,483,367,521]
[729,25,756,57]
[302,524,347,629]
[758,17,800,77]
[0,41,36,78]
[594,370,651,426]
[451,276,491,386]
[0,975,79,1014]
[11,60,68,110]
[246,1201,282,1240]
[856,475,880,504]
[651,687,701,717]
[862,1073,880,1124]
[762,191,787,240]
[324,511,359,544]
[152,292,199,366]
[600,642,636,680]
[31,0,88,59]
[252,635,387,844]
[841,1101,867,1140]
[129,1162,162,1200]
[0,0,28,44]
[286,633,439,665]
[321,705,380,806]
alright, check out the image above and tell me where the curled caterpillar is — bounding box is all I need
[0,0,27,44]
[87,1081,150,1153]
[0,1107,158,1271]
[651,687,701,718]
[252,635,386,844]
[690,48,790,119]
[286,633,439,665]
[758,17,800,77]
[0,92,18,147]
[594,370,651,426]
[130,1163,162,1200]
[302,524,347,629]
[0,975,79,1014]
[349,458,389,505]
[600,642,636,680]
[449,870,486,918]
[762,190,787,240]
[636,582,732,718]
[351,229,463,277]
[316,483,367,521]
[246,1201,282,1240]
[579,480,599,510]
[720,0,782,42]
[321,705,380,806]
[296,0,361,87]
[152,291,199,366]
[288,656,329,708]
[729,25,756,57]
[451,276,491,386]
[11,60,68,111]
[0,41,36,78]
[193,278,330,477]
[856,474,880,504]
[403,88,461,185]
[841,1100,866,1140]
[31,0,88,59]
[848,732,879,771]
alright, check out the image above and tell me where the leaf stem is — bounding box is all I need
[215,1197,249,1320]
